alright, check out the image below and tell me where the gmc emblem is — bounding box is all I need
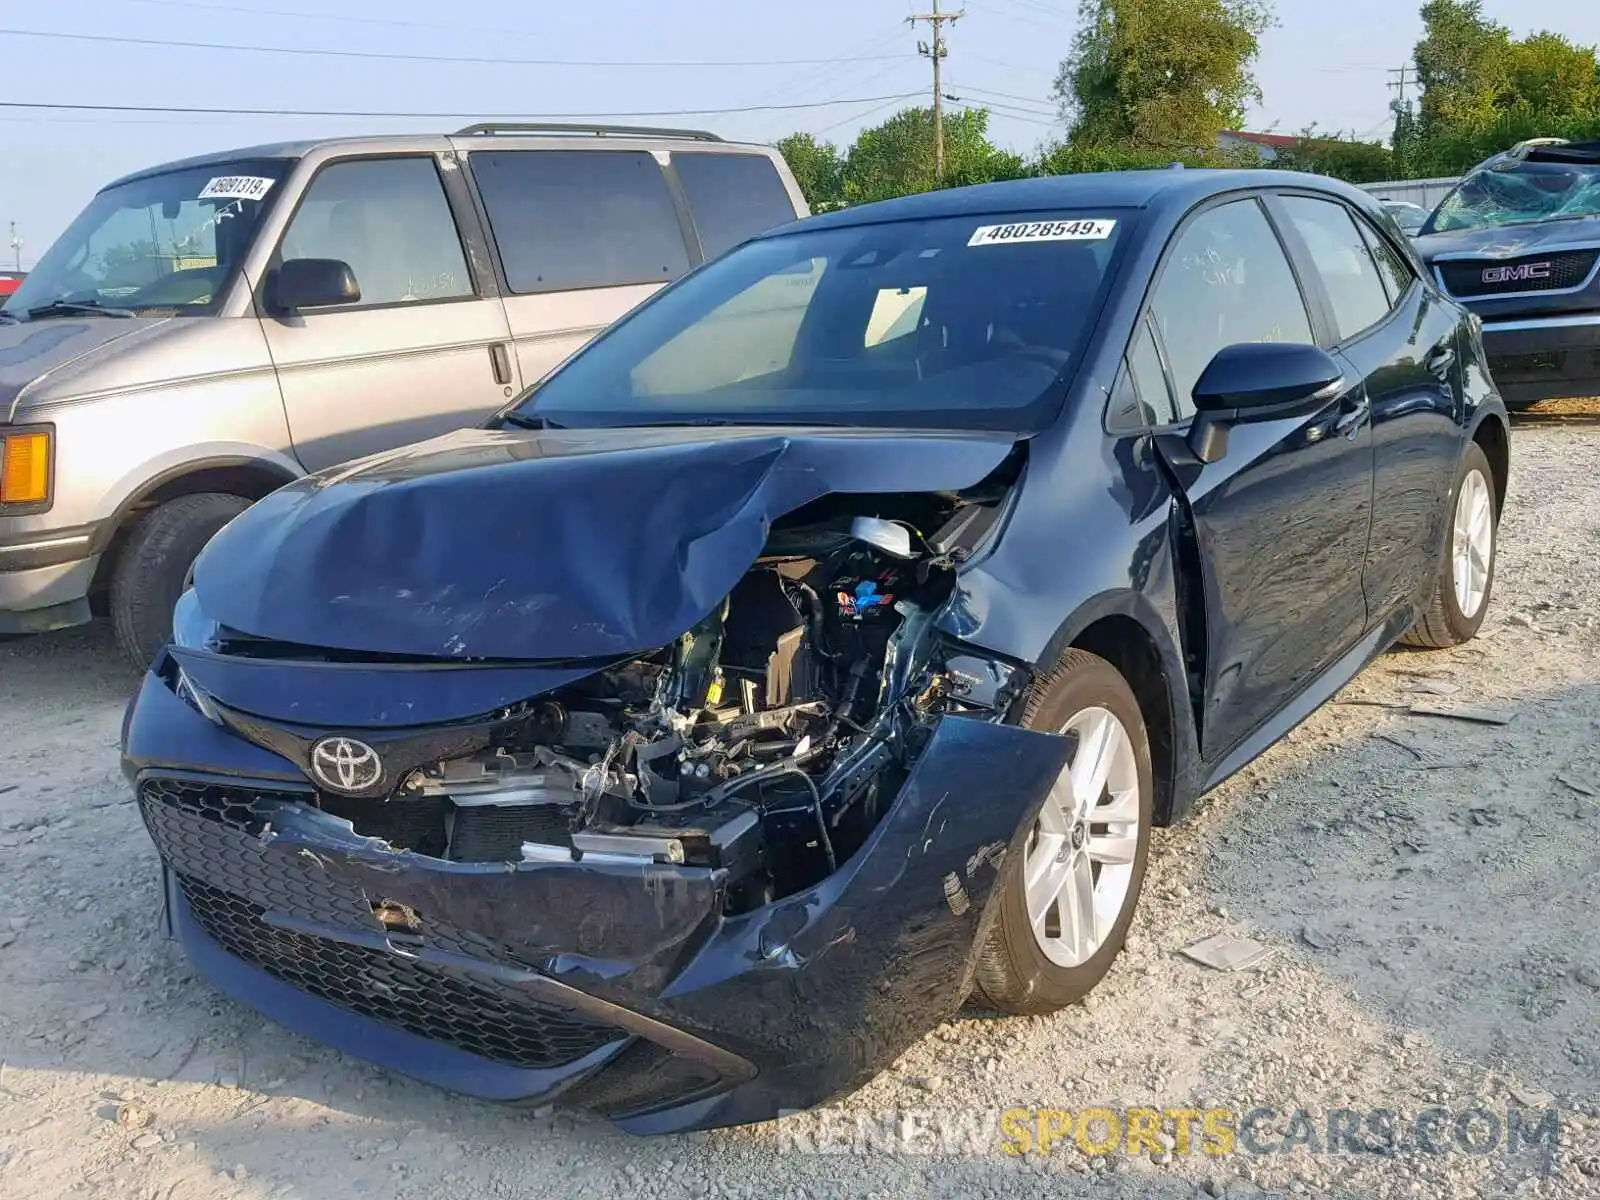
[1482,261,1553,284]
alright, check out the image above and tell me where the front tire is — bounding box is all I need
[1401,443,1497,649]
[110,493,252,670]
[974,649,1154,1016]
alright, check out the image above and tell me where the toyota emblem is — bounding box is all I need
[309,736,384,793]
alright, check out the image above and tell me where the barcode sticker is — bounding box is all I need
[198,176,276,202]
[968,219,1116,246]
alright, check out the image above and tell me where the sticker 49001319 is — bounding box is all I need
[968,219,1116,247]
[198,176,276,202]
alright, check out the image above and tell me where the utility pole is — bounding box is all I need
[909,0,963,184]
[1386,64,1414,120]
[7,223,19,273]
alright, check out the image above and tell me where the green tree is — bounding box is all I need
[1413,0,1511,136]
[774,133,846,210]
[1502,31,1600,119]
[1274,126,1395,183]
[1055,0,1275,154]
[840,107,1028,205]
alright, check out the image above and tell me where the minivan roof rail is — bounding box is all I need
[453,122,724,142]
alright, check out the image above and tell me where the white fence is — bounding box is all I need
[1360,176,1460,209]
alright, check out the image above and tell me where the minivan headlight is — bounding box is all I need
[0,426,52,511]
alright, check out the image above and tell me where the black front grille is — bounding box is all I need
[178,875,620,1070]
[139,778,623,1070]
[1439,250,1599,297]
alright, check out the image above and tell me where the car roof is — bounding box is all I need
[775,168,1375,235]
[101,126,774,191]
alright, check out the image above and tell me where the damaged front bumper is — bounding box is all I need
[124,665,1070,1132]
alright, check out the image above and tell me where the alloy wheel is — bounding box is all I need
[1452,468,1493,619]
[1023,706,1143,968]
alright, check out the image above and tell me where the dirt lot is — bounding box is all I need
[2,417,1599,1200]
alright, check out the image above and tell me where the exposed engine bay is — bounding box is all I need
[316,461,1026,914]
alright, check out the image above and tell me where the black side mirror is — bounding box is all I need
[1186,342,1344,463]
[268,258,361,313]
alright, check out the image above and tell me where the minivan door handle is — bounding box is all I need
[489,343,513,386]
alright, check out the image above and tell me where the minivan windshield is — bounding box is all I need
[1425,159,1600,234]
[515,209,1130,432]
[3,159,289,319]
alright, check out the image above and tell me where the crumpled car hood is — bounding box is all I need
[192,423,1018,662]
[1413,216,1600,264]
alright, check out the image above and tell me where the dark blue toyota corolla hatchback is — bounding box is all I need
[123,169,1509,1132]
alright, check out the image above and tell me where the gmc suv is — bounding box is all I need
[1414,137,1600,409]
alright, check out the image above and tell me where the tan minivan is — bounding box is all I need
[0,122,807,666]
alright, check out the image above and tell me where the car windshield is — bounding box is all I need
[516,209,1130,432]
[3,159,290,318]
[1426,159,1600,234]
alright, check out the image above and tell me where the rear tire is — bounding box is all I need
[110,493,252,670]
[974,649,1154,1016]
[1401,443,1497,650]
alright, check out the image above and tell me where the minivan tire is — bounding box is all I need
[110,493,252,670]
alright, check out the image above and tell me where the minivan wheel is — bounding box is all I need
[110,493,252,670]
[1401,442,1497,649]
[974,649,1153,1017]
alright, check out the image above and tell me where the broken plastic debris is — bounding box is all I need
[1180,933,1273,972]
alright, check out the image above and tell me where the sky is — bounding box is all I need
[3,0,1598,268]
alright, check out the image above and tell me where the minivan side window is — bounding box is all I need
[672,153,798,259]
[469,150,692,294]
[1278,195,1392,342]
[279,157,473,308]
[1148,199,1315,420]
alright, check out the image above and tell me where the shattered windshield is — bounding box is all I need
[517,209,1130,431]
[3,159,289,318]
[1426,160,1600,234]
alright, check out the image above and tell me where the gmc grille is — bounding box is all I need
[1438,250,1599,298]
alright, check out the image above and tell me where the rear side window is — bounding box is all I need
[1278,195,1392,343]
[469,150,691,293]
[672,153,798,259]
[1355,217,1415,305]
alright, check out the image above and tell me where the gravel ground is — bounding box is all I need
[2,417,1599,1200]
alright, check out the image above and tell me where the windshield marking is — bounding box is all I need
[198,175,276,202]
[968,218,1117,247]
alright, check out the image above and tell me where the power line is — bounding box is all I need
[966,0,1070,32]
[116,0,583,40]
[0,94,928,121]
[950,83,1056,112]
[946,101,1058,130]
[0,26,907,69]
[946,94,1059,124]
[814,94,913,137]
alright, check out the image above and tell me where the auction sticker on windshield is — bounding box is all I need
[968,219,1116,247]
[198,176,276,202]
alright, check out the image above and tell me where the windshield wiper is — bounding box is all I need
[498,411,562,430]
[27,299,135,320]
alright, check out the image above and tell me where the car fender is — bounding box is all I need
[93,442,303,531]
